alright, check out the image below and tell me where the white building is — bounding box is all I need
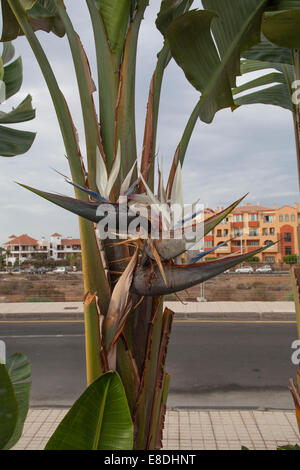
[3,233,81,266]
[49,233,81,260]
[4,234,48,266]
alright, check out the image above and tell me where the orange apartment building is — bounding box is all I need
[204,202,300,263]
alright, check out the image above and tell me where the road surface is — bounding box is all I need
[1,319,298,409]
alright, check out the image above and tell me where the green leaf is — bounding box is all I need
[262,9,300,49]
[234,83,293,111]
[6,353,31,383]
[277,444,300,450]
[1,0,66,41]
[0,125,36,156]
[233,37,295,113]
[156,0,192,35]
[3,56,22,100]
[242,36,293,64]
[232,71,286,95]
[3,353,31,450]
[45,371,133,450]
[0,364,18,449]
[166,0,268,123]
[20,0,37,9]
[0,94,35,124]
[94,0,131,62]
[2,42,15,65]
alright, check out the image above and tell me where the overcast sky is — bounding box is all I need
[0,0,298,243]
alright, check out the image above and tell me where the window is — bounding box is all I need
[285,246,292,255]
[220,217,228,225]
[292,214,296,222]
[263,228,268,236]
[264,215,274,223]
[285,214,289,222]
[234,229,243,236]
[205,240,213,247]
[233,214,243,222]
[279,215,283,222]
[224,229,228,236]
[265,256,275,263]
[265,240,273,246]
[216,229,222,237]
[249,228,258,236]
[248,240,259,246]
[249,214,258,221]
[233,240,242,246]
[284,232,292,242]
[270,227,275,236]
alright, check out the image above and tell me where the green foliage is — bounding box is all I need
[45,371,133,450]
[0,41,35,156]
[242,444,300,450]
[0,353,31,450]
[283,254,298,264]
[246,256,260,262]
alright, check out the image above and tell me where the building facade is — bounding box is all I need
[204,202,300,263]
[4,233,81,266]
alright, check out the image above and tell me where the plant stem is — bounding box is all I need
[86,0,119,172]
[116,0,149,180]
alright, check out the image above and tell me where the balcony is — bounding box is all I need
[232,222,243,229]
[248,221,259,228]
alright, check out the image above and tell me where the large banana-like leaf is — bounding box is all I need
[45,371,133,450]
[164,0,268,123]
[0,364,18,449]
[233,37,294,112]
[3,55,22,99]
[0,353,31,450]
[1,0,65,41]
[262,5,300,49]
[242,36,293,64]
[156,0,193,35]
[131,243,278,296]
[0,94,35,123]
[3,353,31,450]
[0,43,36,156]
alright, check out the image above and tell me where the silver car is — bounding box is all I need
[255,265,272,273]
[235,266,254,273]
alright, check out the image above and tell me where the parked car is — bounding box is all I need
[11,267,21,273]
[255,265,273,274]
[51,266,72,274]
[22,268,38,274]
[235,266,254,274]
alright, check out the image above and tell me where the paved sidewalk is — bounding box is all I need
[0,301,296,321]
[12,408,299,450]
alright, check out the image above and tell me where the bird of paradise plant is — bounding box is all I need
[1,0,283,450]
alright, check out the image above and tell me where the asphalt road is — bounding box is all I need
[1,320,298,409]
